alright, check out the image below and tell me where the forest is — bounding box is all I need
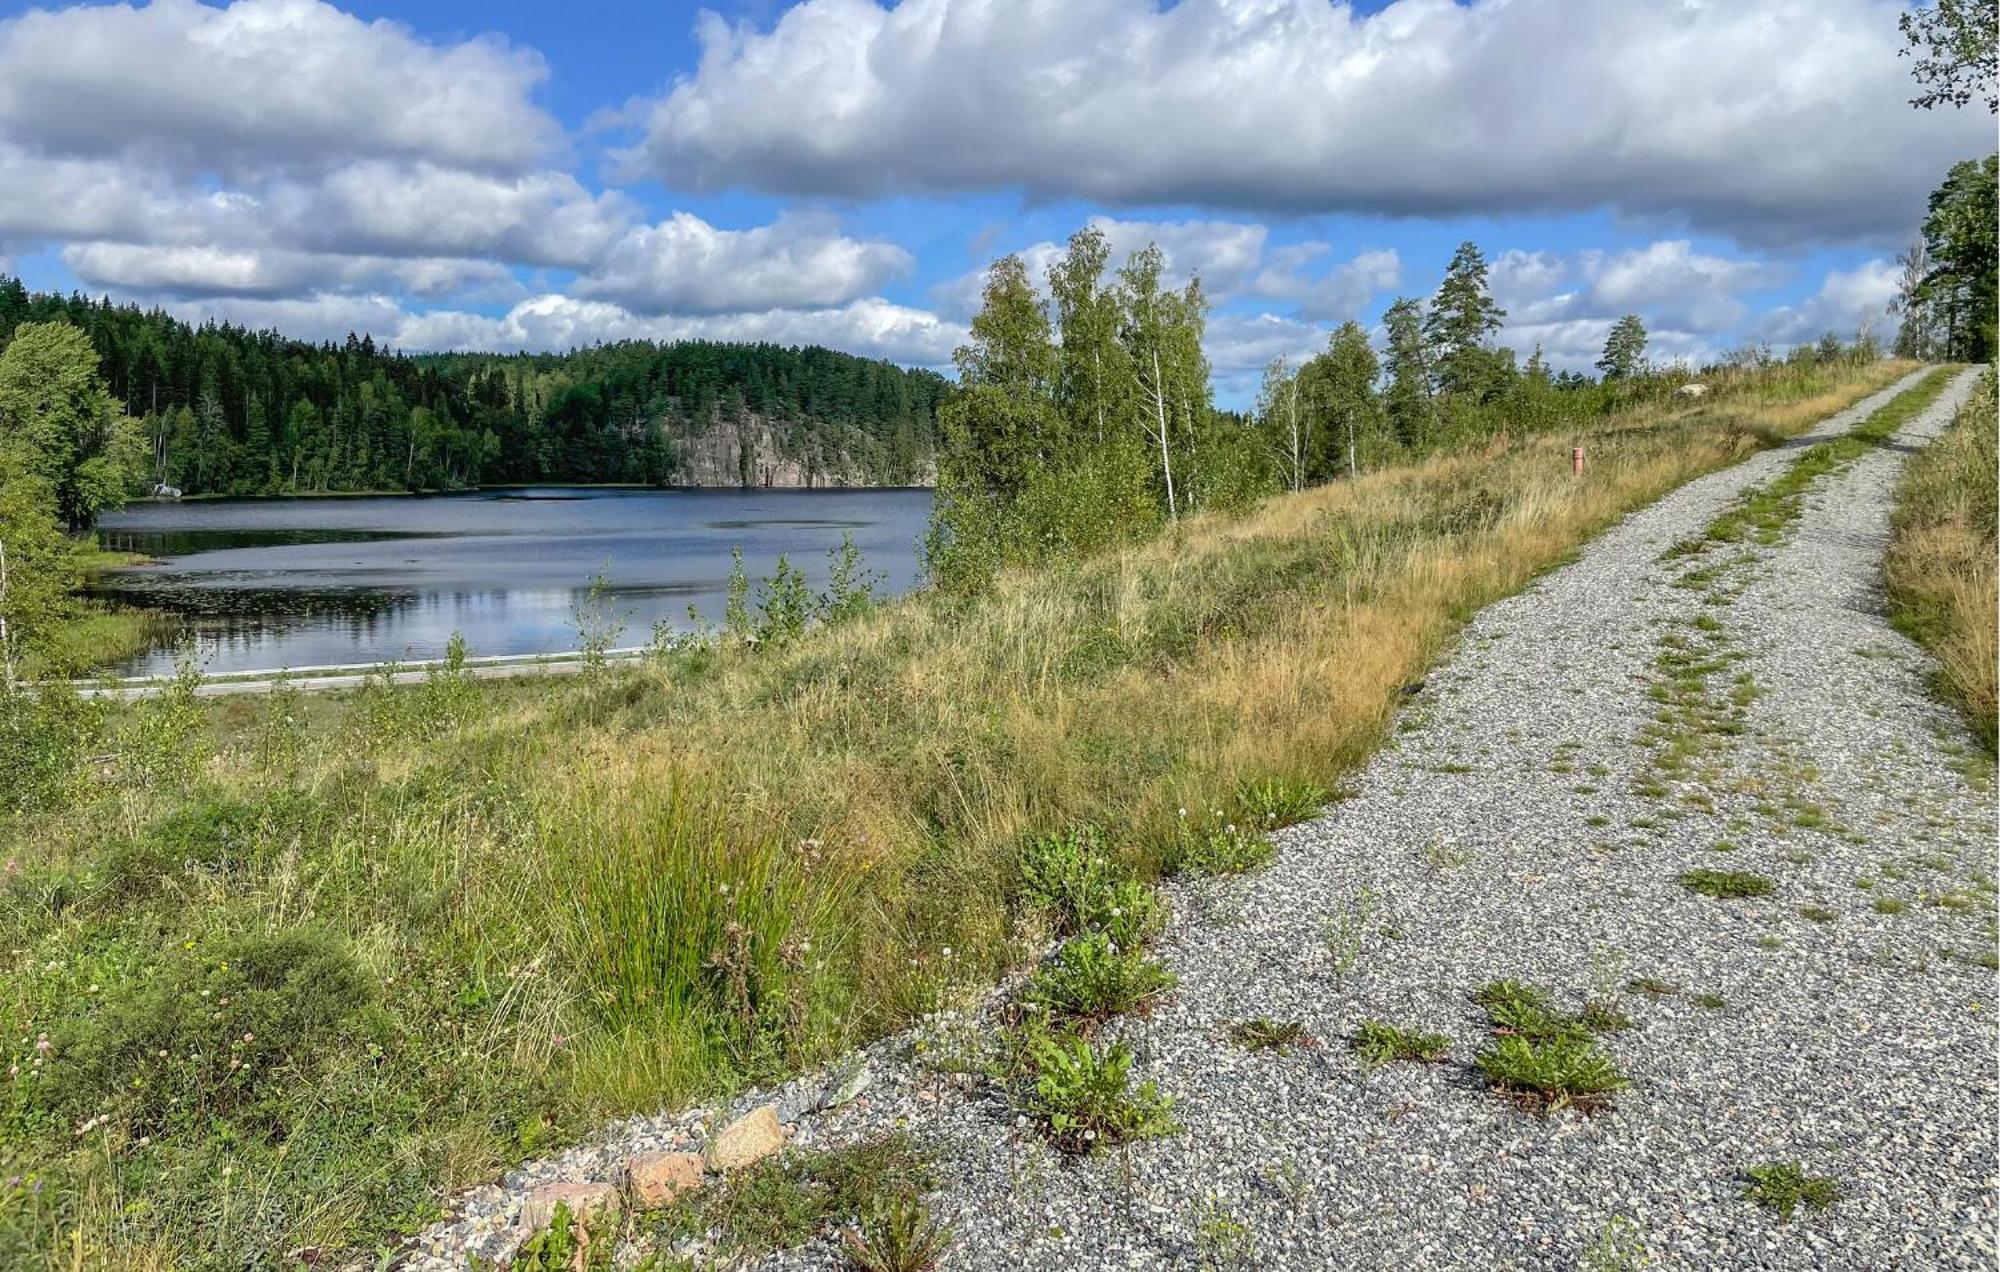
[0,278,951,499]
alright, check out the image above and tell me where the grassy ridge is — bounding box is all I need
[1887,367,1998,751]
[0,358,1911,1266]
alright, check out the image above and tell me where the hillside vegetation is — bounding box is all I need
[0,277,950,496]
[0,354,1908,1267]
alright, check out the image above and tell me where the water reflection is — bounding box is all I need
[93,487,933,675]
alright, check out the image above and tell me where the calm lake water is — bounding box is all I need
[92,487,934,676]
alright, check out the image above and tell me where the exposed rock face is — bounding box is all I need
[702,1103,787,1172]
[665,413,934,488]
[624,1151,703,1206]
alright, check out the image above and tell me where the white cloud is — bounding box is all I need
[62,240,522,301]
[393,294,966,365]
[621,0,1988,243]
[0,0,559,176]
[1249,246,1401,320]
[1753,258,1902,345]
[575,211,913,315]
[1577,241,1786,333]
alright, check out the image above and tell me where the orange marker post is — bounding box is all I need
[1571,445,1584,477]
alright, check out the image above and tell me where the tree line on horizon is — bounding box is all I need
[0,278,951,505]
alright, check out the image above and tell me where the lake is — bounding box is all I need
[91,487,934,677]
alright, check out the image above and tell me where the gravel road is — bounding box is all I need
[395,368,1997,1270]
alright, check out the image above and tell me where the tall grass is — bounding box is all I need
[1886,367,1997,750]
[0,357,1913,1266]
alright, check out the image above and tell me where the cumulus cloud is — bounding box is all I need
[575,212,913,315]
[1752,258,1902,345]
[0,0,559,176]
[394,294,966,365]
[1248,246,1401,320]
[62,240,523,302]
[620,0,1987,243]
[1577,241,1787,333]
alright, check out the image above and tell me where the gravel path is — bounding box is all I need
[393,368,1997,1270]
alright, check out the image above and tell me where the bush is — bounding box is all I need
[0,681,105,816]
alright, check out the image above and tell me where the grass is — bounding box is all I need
[1886,368,1997,752]
[1227,1018,1317,1053]
[1680,868,1775,899]
[1740,1161,1840,1219]
[1351,1020,1450,1067]
[0,357,1910,1265]
[645,1133,934,1260]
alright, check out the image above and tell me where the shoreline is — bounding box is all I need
[125,480,938,506]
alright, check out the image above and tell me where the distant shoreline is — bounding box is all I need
[127,481,938,505]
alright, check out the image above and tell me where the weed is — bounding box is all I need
[842,1193,955,1272]
[1680,868,1774,899]
[1691,993,1728,1010]
[1169,823,1275,876]
[1193,1195,1257,1270]
[1799,905,1837,923]
[1582,1214,1649,1271]
[1741,1161,1839,1218]
[1322,886,1378,974]
[1023,933,1176,1023]
[1477,1034,1628,1113]
[1234,776,1328,829]
[1008,1024,1176,1152]
[1351,1020,1451,1067]
[1872,897,1908,915]
[1577,1000,1635,1034]
[657,1134,935,1259]
[1474,980,1585,1042]
[1227,1018,1317,1053]
[516,1201,614,1272]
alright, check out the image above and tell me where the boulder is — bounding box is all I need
[519,1179,621,1237]
[703,1104,788,1172]
[625,1150,704,1207]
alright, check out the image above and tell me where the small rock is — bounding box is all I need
[625,1150,704,1207]
[703,1104,787,1173]
[519,1180,621,1234]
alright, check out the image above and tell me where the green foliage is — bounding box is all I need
[1233,776,1328,829]
[1741,1161,1841,1218]
[1017,827,1120,935]
[0,320,144,529]
[1351,1020,1451,1067]
[574,572,629,670]
[1899,1,1997,113]
[1424,242,1510,401]
[819,533,883,626]
[654,1135,934,1261]
[1015,1029,1178,1154]
[724,547,752,642]
[756,554,813,647]
[1473,981,1587,1043]
[1597,315,1649,381]
[1166,822,1275,877]
[0,681,104,815]
[841,1192,956,1272]
[0,277,950,496]
[1476,1034,1630,1113]
[1679,868,1775,899]
[0,457,85,687]
[1226,1018,1316,1053]
[1022,931,1176,1022]
[119,641,211,789]
[515,1202,613,1272]
[1896,154,1997,361]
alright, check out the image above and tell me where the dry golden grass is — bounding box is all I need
[1887,367,1997,751]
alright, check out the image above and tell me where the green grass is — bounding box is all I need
[1022,933,1176,1023]
[1680,868,1775,899]
[645,1134,934,1260]
[1351,1020,1451,1067]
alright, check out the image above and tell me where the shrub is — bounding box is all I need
[1022,932,1175,1023]
[0,681,105,816]
[1351,1020,1451,1067]
[1679,868,1774,898]
[1018,1030,1177,1154]
[1741,1161,1840,1218]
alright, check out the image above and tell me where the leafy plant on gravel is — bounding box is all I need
[1581,1213,1649,1272]
[1192,1194,1258,1270]
[1321,885,1378,974]
[1576,1000,1635,1034]
[515,1201,615,1272]
[1023,932,1176,1023]
[1625,976,1678,997]
[1018,826,1121,935]
[1351,1020,1451,1067]
[1476,1034,1629,1113]
[1080,877,1168,950]
[842,1193,956,1272]
[1474,980,1586,1043]
[1227,1017,1317,1053]
[650,1134,935,1260]
[1168,822,1275,876]
[1015,1029,1178,1154]
[1679,868,1774,899]
[1740,1161,1840,1218]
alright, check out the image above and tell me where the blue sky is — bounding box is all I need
[0,0,1989,406]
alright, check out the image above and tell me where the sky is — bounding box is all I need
[0,0,1989,407]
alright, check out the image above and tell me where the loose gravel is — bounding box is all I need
[391,368,1997,1270]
